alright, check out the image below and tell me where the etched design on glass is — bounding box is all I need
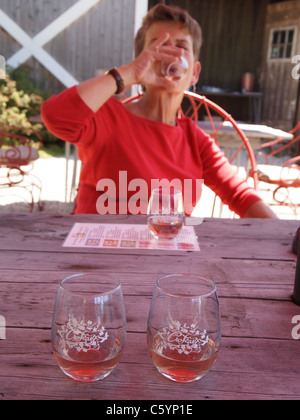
[155,321,209,355]
[58,313,109,353]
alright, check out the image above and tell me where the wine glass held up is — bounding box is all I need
[147,188,184,240]
[161,56,188,80]
[52,273,126,382]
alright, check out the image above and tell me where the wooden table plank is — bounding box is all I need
[1,331,299,400]
[1,292,297,340]
[0,213,300,401]
[0,214,298,260]
[0,259,296,300]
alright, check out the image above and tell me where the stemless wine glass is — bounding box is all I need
[147,274,221,383]
[52,273,126,382]
[161,56,189,80]
[147,188,184,240]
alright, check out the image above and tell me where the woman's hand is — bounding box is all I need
[120,33,184,89]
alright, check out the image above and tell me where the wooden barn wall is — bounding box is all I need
[260,0,300,130]
[149,0,269,92]
[0,0,136,94]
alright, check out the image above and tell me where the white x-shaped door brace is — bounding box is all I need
[0,0,102,87]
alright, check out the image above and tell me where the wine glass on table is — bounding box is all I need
[147,274,221,383]
[147,187,184,240]
[52,273,126,382]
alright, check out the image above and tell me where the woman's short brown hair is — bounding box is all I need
[134,4,202,60]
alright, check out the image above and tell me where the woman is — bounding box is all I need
[42,4,277,218]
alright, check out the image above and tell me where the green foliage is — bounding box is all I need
[0,68,62,148]
[10,65,52,99]
[0,74,43,130]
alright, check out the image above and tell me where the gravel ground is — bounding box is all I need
[0,157,76,214]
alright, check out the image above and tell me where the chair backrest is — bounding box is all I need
[0,122,42,167]
[0,122,43,211]
[254,121,300,216]
[255,121,300,166]
[122,91,258,218]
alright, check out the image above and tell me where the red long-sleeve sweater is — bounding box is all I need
[41,86,261,216]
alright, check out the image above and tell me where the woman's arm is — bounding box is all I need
[243,200,278,218]
[76,65,134,113]
[196,128,278,219]
[76,33,182,112]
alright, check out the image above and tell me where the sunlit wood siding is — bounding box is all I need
[150,0,269,92]
[0,0,136,93]
[260,0,300,130]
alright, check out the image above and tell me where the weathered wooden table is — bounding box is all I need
[0,213,299,401]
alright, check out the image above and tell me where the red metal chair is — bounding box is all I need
[254,122,300,216]
[0,122,44,211]
[123,91,258,218]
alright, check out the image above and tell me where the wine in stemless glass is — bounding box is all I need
[53,339,123,382]
[148,215,184,240]
[149,327,219,383]
[147,188,184,240]
[147,274,221,383]
[52,273,126,382]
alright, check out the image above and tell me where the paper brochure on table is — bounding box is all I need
[63,223,200,251]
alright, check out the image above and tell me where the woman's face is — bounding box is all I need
[143,21,201,92]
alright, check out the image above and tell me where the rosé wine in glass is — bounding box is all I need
[147,215,183,240]
[161,56,189,80]
[147,274,221,382]
[53,339,123,382]
[52,273,126,382]
[148,329,219,382]
[147,188,184,240]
